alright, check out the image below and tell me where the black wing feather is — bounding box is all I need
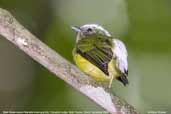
[76,46,113,76]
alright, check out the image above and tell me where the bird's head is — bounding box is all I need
[71,24,111,42]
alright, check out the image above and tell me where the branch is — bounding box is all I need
[0,8,139,114]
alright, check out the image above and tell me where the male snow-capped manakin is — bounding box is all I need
[71,24,128,88]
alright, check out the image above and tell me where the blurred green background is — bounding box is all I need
[0,0,171,113]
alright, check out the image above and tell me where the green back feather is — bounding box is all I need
[76,36,113,75]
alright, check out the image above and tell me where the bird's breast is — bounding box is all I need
[73,53,118,81]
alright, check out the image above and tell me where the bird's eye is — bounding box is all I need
[87,28,92,32]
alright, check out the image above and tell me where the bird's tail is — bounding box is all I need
[117,75,129,86]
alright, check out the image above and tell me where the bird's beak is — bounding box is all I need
[71,26,81,33]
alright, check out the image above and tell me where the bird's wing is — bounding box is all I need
[113,39,128,76]
[77,44,113,76]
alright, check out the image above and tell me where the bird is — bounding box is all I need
[71,24,128,88]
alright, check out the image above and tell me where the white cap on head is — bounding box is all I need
[81,24,111,37]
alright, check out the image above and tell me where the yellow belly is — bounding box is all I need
[73,53,118,82]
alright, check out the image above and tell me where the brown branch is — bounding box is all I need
[0,8,139,114]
